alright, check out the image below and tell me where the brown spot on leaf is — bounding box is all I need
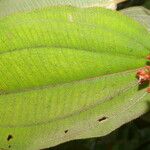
[64,130,68,133]
[7,135,13,141]
[98,117,108,122]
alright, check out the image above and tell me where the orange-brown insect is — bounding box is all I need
[136,66,150,84]
[136,55,150,93]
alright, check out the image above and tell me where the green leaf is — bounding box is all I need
[0,5,150,150]
[121,6,150,32]
[0,0,117,19]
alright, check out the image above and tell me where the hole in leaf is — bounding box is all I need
[64,130,68,133]
[98,117,108,122]
[8,145,11,148]
[7,135,13,141]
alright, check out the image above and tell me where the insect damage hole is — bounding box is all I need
[136,55,150,93]
[7,134,13,141]
[97,116,108,122]
[64,130,69,133]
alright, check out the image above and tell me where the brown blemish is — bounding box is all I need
[64,130,68,133]
[7,135,13,141]
[98,117,108,122]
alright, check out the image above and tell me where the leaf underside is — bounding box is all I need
[0,4,150,150]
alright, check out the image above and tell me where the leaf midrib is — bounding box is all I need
[0,67,138,96]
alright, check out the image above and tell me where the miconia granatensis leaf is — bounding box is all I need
[0,4,150,150]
